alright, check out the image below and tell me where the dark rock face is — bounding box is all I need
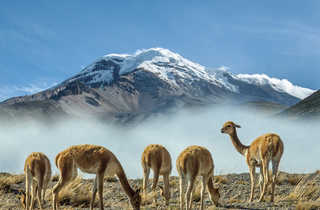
[280,90,320,119]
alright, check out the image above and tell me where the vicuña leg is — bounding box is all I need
[151,167,160,204]
[186,176,195,210]
[162,173,170,205]
[179,175,186,210]
[248,166,256,202]
[271,159,280,202]
[36,174,44,209]
[200,176,208,210]
[97,172,104,210]
[91,176,98,209]
[258,159,270,202]
[258,166,264,194]
[25,170,32,210]
[142,166,150,199]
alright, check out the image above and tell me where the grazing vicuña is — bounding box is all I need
[176,145,220,210]
[52,144,141,210]
[24,152,51,210]
[141,144,172,205]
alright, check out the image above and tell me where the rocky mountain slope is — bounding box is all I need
[0,48,315,124]
[280,90,320,120]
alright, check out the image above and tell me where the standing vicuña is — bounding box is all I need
[52,144,141,210]
[141,144,172,205]
[176,145,220,210]
[221,121,284,202]
[24,152,51,210]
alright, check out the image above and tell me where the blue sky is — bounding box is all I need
[0,1,319,101]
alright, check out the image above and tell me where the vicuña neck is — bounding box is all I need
[116,164,135,199]
[229,130,248,156]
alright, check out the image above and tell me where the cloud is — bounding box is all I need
[0,105,319,178]
[217,65,231,71]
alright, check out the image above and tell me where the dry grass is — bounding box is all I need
[280,171,320,203]
[276,172,303,186]
[105,176,118,182]
[214,175,229,184]
[235,180,247,185]
[0,171,319,209]
[51,177,97,208]
[141,190,158,205]
[296,201,320,210]
[0,173,24,193]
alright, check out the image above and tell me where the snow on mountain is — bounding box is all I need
[70,47,314,101]
[71,48,223,88]
[235,74,315,99]
[70,48,239,91]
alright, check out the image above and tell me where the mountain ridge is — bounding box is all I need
[0,48,315,124]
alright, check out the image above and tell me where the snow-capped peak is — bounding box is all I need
[235,73,315,99]
[73,47,215,88]
[70,47,315,101]
[118,47,206,75]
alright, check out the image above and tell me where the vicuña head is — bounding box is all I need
[221,121,241,134]
[221,121,284,203]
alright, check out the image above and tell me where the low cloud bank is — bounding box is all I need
[0,105,318,178]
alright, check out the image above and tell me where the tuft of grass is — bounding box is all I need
[141,190,158,206]
[214,175,229,184]
[235,180,247,185]
[105,176,118,183]
[296,201,320,210]
[51,177,98,208]
[227,193,243,204]
[281,171,320,203]
[0,173,24,193]
[276,172,303,186]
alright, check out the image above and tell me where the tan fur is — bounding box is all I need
[52,144,141,210]
[176,146,220,210]
[221,121,284,202]
[24,152,51,210]
[141,144,172,205]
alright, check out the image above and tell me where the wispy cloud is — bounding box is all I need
[0,82,57,102]
[217,65,231,71]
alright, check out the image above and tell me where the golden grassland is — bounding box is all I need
[0,171,319,209]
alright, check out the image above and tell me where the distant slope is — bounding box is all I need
[280,90,320,119]
[239,101,288,115]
